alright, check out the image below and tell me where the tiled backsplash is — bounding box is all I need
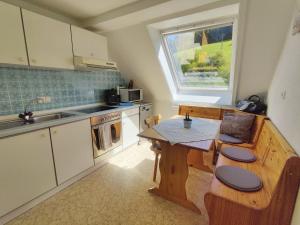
[0,66,126,115]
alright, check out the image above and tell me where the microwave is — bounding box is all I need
[119,88,143,102]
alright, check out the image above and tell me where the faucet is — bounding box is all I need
[19,97,43,123]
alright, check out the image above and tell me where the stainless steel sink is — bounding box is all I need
[0,112,75,131]
[0,120,29,131]
[32,112,74,123]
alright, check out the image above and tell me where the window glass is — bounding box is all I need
[163,24,233,91]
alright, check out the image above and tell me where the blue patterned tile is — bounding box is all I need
[0,66,125,115]
[0,92,9,102]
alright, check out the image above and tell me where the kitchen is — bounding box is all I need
[0,0,300,225]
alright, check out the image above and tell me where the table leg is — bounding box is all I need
[148,142,201,214]
[187,149,213,173]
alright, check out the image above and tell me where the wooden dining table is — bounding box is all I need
[138,117,221,214]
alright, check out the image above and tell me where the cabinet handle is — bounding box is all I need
[90,53,94,57]
[52,130,57,135]
[40,133,46,138]
[31,59,37,63]
[17,57,25,62]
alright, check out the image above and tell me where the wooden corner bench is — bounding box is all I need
[178,105,267,168]
[204,120,300,225]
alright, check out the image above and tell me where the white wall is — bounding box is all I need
[268,9,300,155]
[107,24,176,118]
[237,0,295,100]
[107,0,295,118]
[267,5,300,224]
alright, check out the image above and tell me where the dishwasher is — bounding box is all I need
[139,103,153,132]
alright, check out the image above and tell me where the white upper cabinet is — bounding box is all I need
[71,25,108,60]
[22,9,74,69]
[0,2,27,65]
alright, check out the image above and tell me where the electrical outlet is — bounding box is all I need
[36,97,45,104]
[292,13,300,35]
[36,96,51,104]
[44,96,52,103]
[281,90,286,100]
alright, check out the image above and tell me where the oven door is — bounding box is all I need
[92,119,122,158]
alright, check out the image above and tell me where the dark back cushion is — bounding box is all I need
[220,112,255,143]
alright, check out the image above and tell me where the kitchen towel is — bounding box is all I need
[153,117,220,145]
[99,125,113,149]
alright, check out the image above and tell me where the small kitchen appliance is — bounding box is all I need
[119,88,143,102]
[104,89,120,105]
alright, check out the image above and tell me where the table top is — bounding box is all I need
[138,117,221,152]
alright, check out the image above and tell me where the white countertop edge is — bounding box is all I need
[0,105,140,139]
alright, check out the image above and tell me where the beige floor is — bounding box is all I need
[7,142,212,225]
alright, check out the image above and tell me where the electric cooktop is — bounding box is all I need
[75,106,117,114]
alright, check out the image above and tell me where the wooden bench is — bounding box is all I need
[214,111,266,164]
[204,120,300,225]
[178,105,266,169]
[178,105,222,120]
[216,110,267,149]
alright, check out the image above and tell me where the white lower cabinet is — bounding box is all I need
[122,109,140,149]
[0,129,56,217]
[50,119,94,185]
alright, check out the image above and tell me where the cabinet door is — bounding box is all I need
[71,25,108,60]
[22,9,74,69]
[0,2,27,65]
[0,129,56,217]
[50,120,94,185]
[122,114,140,149]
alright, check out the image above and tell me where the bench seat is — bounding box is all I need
[205,121,300,225]
[209,153,272,209]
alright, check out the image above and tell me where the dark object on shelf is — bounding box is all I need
[236,95,267,114]
[119,102,133,106]
[215,165,263,192]
[104,89,120,105]
[183,113,192,129]
[221,146,256,163]
[128,80,134,89]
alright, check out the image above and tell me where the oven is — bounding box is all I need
[91,111,122,158]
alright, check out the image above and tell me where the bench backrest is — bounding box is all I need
[228,110,266,145]
[178,105,221,120]
[255,120,298,195]
[178,105,266,145]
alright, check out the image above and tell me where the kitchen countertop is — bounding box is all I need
[0,104,140,139]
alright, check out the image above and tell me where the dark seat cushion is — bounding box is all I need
[152,142,161,150]
[150,141,161,153]
[215,165,263,192]
[219,134,244,144]
[221,146,256,162]
[220,112,255,143]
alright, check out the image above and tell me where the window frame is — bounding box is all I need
[161,18,238,94]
